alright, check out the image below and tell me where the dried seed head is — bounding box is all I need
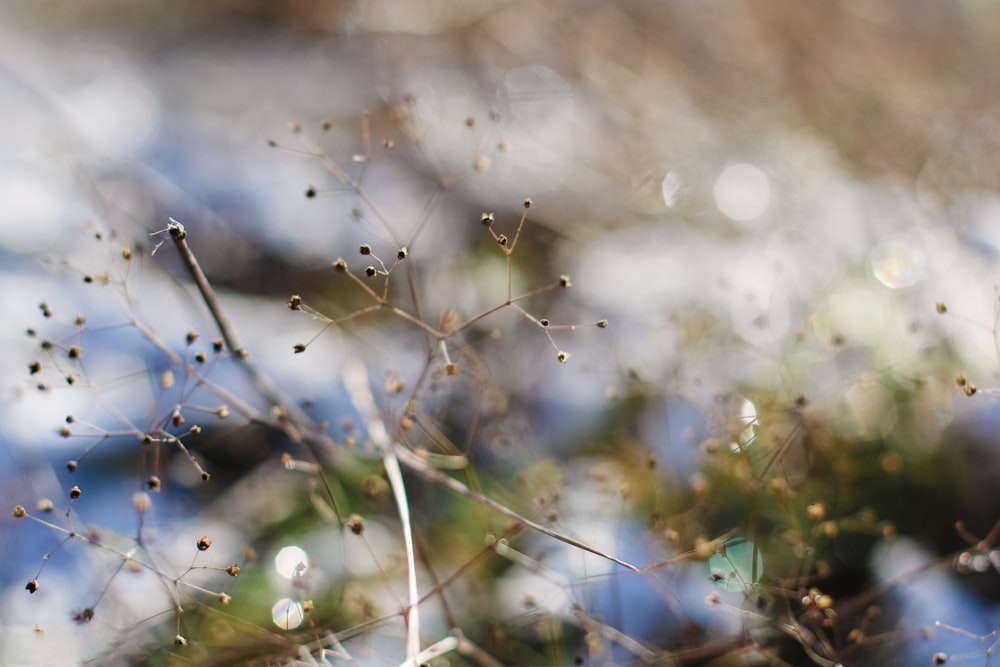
[147,476,161,492]
[74,313,85,326]
[39,302,52,318]
[201,472,211,481]
[935,302,947,314]
[557,351,570,363]
[332,258,347,272]
[524,198,532,208]
[68,346,81,359]
[807,503,826,522]
[359,244,372,256]
[133,492,151,514]
[481,212,495,226]
[174,635,187,647]
[197,536,212,551]
[302,600,314,613]
[956,375,967,387]
[597,319,609,328]
[66,460,78,472]
[28,361,41,375]
[445,362,458,376]
[12,505,25,518]
[539,319,550,327]
[305,186,317,198]
[965,384,977,396]
[559,275,572,288]
[397,246,408,260]
[216,406,230,419]
[293,343,306,354]
[195,352,207,363]
[69,485,82,500]
[122,247,133,260]
[933,652,948,665]
[218,593,231,605]
[226,564,240,576]
[497,234,508,246]
[59,426,71,438]
[213,339,225,352]
[26,579,39,594]
[186,330,199,344]
[365,265,377,277]
[348,513,365,535]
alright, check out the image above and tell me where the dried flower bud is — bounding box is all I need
[359,244,372,256]
[596,319,609,328]
[216,406,229,419]
[365,265,377,277]
[226,564,240,576]
[197,536,212,551]
[66,460,78,472]
[935,303,947,314]
[397,246,408,260]
[195,352,207,363]
[539,319,550,327]
[174,635,187,647]
[557,351,570,363]
[186,330,198,344]
[213,339,224,352]
[523,198,532,208]
[480,212,495,226]
[445,362,458,376]
[147,476,161,491]
[68,346,81,359]
[12,505,25,518]
[69,485,82,500]
[28,361,41,375]
[74,313,85,326]
[348,513,365,535]
[559,275,571,288]
[293,343,306,354]
[332,258,347,272]
[305,186,317,198]
[122,247,133,260]
[26,580,39,594]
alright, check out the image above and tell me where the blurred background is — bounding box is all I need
[3,1,1000,665]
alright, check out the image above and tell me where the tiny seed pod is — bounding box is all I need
[557,351,570,363]
[287,295,302,310]
[293,343,306,354]
[226,564,240,576]
[332,258,347,272]
[965,384,977,396]
[26,580,39,594]
[197,536,212,551]
[186,330,199,344]
[523,198,532,209]
[68,346,81,359]
[174,635,187,647]
[12,505,25,518]
[201,472,211,481]
[348,513,364,535]
[397,246,408,260]
[28,361,41,375]
[122,247,133,260]
[480,212,495,226]
[365,265,377,277]
[147,476,161,491]
[66,460,78,472]
[359,244,372,256]
[305,186,317,198]
[74,313,85,326]
[956,375,967,386]
[497,234,508,246]
[69,485,82,499]
[936,302,947,314]
[559,275,571,288]
[596,319,609,328]
[213,339,225,352]
[933,652,948,665]
[195,352,207,363]
[539,319,550,327]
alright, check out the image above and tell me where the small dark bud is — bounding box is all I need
[197,536,212,551]
[287,295,303,310]
[359,244,372,256]
[69,485,82,500]
[305,186,317,198]
[293,344,306,354]
[332,258,347,272]
[365,265,377,277]
[397,247,408,260]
